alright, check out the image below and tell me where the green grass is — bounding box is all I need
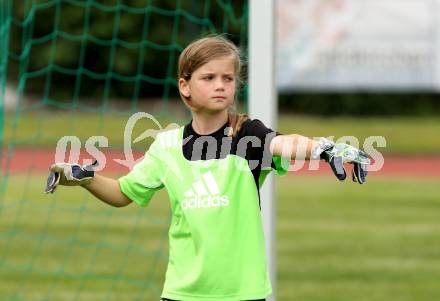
[277,175,440,301]
[5,111,440,154]
[0,172,170,301]
[277,114,440,155]
[4,110,187,152]
[1,173,439,300]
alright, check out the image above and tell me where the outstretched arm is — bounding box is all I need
[45,162,132,207]
[270,134,319,160]
[82,174,132,207]
[269,134,370,184]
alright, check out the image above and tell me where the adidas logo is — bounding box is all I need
[181,171,230,210]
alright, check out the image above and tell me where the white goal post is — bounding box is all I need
[249,1,278,301]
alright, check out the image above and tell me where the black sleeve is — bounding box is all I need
[239,119,283,169]
[242,119,282,138]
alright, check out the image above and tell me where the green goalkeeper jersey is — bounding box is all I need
[118,119,289,301]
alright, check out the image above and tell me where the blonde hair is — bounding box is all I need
[177,34,248,138]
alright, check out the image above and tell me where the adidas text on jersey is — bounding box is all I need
[181,171,230,210]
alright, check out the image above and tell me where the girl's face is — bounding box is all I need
[179,55,236,114]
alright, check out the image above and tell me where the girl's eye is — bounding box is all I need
[203,76,213,80]
[225,77,234,82]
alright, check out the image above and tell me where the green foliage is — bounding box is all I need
[279,93,440,116]
[8,0,247,100]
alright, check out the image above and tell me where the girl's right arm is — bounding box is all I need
[82,174,132,208]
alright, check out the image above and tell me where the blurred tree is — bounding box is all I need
[8,1,439,115]
[8,0,246,100]
[279,93,440,116]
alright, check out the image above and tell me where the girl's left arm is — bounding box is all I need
[270,134,370,184]
[270,134,319,160]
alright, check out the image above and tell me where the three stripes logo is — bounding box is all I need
[181,171,230,210]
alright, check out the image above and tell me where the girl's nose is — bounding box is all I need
[215,79,225,90]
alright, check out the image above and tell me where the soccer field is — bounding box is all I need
[277,175,440,301]
[2,1,440,300]
[1,173,439,300]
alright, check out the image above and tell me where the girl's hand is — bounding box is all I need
[45,160,98,193]
[312,138,370,184]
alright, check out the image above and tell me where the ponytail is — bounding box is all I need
[227,112,249,138]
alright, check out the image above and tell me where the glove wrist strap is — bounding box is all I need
[311,137,335,161]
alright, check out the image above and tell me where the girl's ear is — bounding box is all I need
[178,78,190,98]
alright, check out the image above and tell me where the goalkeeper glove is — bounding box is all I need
[45,160,98,193]
[312,138,370,184]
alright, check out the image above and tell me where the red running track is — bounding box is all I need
[2,148,440,177]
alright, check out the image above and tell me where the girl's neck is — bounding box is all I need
[191,110,228,135]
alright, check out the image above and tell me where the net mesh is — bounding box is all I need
[0,1,248,300]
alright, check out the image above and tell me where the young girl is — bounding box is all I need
[46,35,369,301]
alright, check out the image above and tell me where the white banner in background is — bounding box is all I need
[277,0,440,91]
